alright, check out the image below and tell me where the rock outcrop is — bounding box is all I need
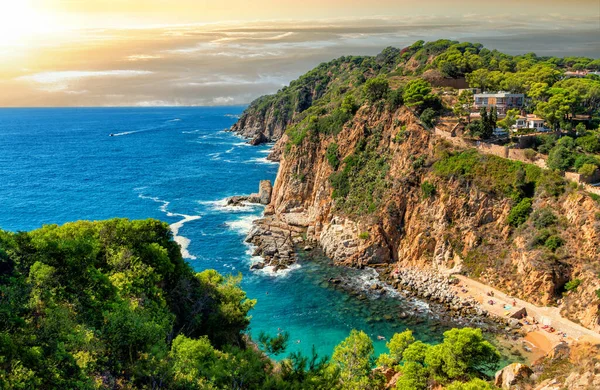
[494,363,533,389]
[226,180,273,206]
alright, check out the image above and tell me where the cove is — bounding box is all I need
[0,106,495,360]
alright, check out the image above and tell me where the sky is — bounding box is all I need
[1,0,599,107]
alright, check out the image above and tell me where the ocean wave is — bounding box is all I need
[137,193,201,260]
[208,152,221,160]
[167,118,181,123]
[245,245,302,278]
[246,157,279,165]
[254,263,302,278]
[181,129,203,134]
[225,114,241,119]
[198,198,263,213]
[225,214,260,235]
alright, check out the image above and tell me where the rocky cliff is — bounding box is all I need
[234,41,600,333]
[244,102,600,331]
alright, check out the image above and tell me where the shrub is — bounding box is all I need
[363,77,389,102]
[547,146,575,171]
[537,171,566,197]
[393,126,408,143]
[564,279,581,292]
[507,198,532,227]
[412,156,426,169]
[421,181,436,198]
[358,232,370,240]
[420,108,438,129]
[326,143,340,170]
[387,88,404,109]
[578,163,598,177]
[524,149,537,161]
[531,229,551,248]
[531,208,557,229]
[544,235,564,252]
[329,134,390,216]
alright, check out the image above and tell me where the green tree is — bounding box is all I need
[326,143,341,170]
[497,109,520,131]
[535,93,575,130]
[578,163,598,178]
[364,77,390,102]
[420,108,438,129]
[396,361,429,390]
[425,328,501,382]
[453,90,474,121]
[331,330,375,390]
[547,146,575,171]
[386,330,415,364]
[403,79,435,109]
[507,198,533,227]
[447,378,498,390]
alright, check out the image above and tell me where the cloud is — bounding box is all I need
[17,70,154,92]
[3,15,599,107]
[213,96,235,104]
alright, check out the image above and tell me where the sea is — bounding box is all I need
[0,106,457,359]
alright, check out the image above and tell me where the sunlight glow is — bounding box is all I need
[0,0,56,47]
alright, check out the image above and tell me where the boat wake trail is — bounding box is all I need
[137,193,201,260]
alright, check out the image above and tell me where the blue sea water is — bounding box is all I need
[0,107,454,359]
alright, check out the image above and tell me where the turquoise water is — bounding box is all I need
[0,107,452,359]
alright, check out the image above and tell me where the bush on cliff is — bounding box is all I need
[329,131,390,216]
[507,198,533,227]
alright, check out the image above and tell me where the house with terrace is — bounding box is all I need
[512,115,549,132]
[473,92,525,115]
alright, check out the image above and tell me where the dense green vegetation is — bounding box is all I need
[329,130,390,215]
[340,328,501,390]
[0,219,507,389]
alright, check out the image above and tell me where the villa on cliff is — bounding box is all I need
[512,115,549,132]
[474,92,525,114]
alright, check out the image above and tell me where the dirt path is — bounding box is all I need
[451,275,600,356]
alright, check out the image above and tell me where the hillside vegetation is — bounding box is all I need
[0,219,513,389]
[232,40,600,335]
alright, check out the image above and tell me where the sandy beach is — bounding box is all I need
[451,275,600,362]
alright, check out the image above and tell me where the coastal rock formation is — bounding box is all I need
[231,48,600,333]
[226,180,273,206]
[234,101,600,332]
[532,341,600,389]
[494,363,533,389]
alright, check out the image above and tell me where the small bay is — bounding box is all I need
[0,107,464,359]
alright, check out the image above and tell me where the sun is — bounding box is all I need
[0,0,55,47]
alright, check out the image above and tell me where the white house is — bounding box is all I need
[512,115,549,132]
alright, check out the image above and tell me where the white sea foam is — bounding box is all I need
[137,193,201,260]
[225,114,241,119]
[245,243,302,278]
[254,263,302,278]
[181,129,203,134]
[225,214,260,235]
[167,118,181,123]
[111,130,140,137]
[198,198,262,213]
[246,157,279,165]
